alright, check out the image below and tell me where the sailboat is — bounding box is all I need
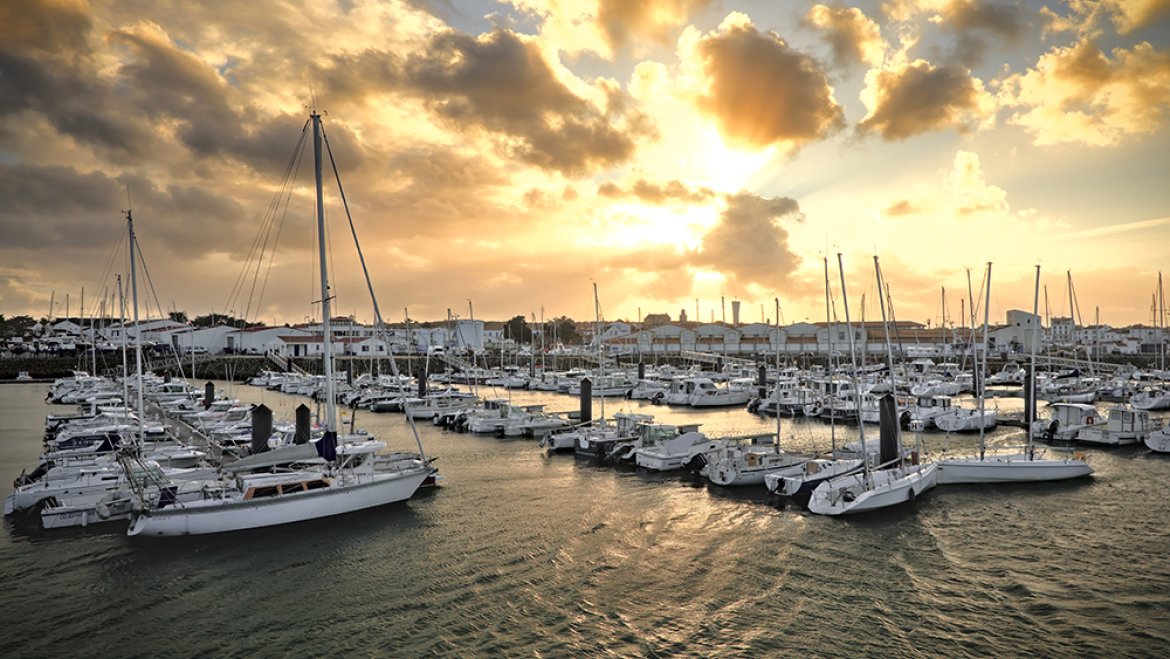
[935,264,1093,484]
[125,111,429,537]
[807,254,938,515]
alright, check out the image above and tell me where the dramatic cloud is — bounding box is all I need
[597,179,715,204]
[0,2,156,159]
[596,0,713,50]
[1043,0,1170,36]
[403,29,647,175]
[693,19,845,150]
[695,193,803,291]
[859,59,992,139]
[1001,38,1170,146]
[1104,0,1170,33]
[936,1,1034,66]
[805,4,886,68]
[508,0,711,58]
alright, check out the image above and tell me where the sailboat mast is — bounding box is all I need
[872,256,900,458]
[312,111,337,434]
[594,282,604,422]
[966,269,979,404]
[117,275,129,405]
[836,253,867,479]
[978,263,992,460]
[1027,265,1041,456]
[823,257,836,451]
[126,210,146,446]
[1159,272,1166,372]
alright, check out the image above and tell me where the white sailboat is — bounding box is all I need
[125,111,429,537]
[936,264,1093,485]
[808,254,938,515]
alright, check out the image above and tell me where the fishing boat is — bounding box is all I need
[124,111,429,536]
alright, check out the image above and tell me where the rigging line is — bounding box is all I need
[246,122,310,322]
[256,127,309,322]
[225,118,311,320]
[248,124,309,323]
[134,236,188,381]
[322,128,400,378]
[95,229,128,302]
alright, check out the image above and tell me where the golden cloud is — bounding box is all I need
[693,20,845,149]
[859,58,992,140]
[1001,38,1170,146]
[806,4,886,68]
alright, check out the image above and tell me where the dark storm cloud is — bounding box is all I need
[403,29,647,175]
[0,164,251,258]
[859,61,983,140]
[596,179,715,204]
[0,165,122,249]
[0,1,157,158]
[696,24,845,149]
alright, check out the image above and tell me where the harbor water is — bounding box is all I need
[3,381,1169,657]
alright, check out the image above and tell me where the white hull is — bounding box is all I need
[709,459,806,487]
[540,433,576,452]
[935,410,997,433]
[634,451,686,471]
[127,469,428,536]
[764,458,865,496]
[935,454,1093,484]
[808,464,937,516]
[1145,429,1170,453]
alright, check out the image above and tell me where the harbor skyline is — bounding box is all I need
[1,1,1168,327]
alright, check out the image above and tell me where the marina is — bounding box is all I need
[4,0,1170,654]
[3,374,1170,655]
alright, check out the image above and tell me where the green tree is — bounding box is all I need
[545,316,580,345]
[504,315,532,343]
[192,313,263,328]
[0,314,37,337]
[168,310,189,324]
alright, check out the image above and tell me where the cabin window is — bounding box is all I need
[250,485,279,499]
[279,482,306,495]
[305,480,330,491]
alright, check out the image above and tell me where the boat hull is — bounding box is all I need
[935,454,1093,484]
[127,469,428,536]
[808,464,937,516]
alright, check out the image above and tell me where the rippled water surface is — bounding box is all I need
[3,382,1169,657]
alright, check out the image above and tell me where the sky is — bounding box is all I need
[1,0,1168,331]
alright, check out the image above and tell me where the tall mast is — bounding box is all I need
[117,275,128,405]
[1027,264,1041,457]
[977,263,992,460]
[966,269,979,398]
[872,256,900,459]
[312,111,337,435]
[823,257,836,451]
[126,210,145,447]
[594,282,604,422]
[774,296,781,452]
[836,253,867,481]
[1159,272,1166,372]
